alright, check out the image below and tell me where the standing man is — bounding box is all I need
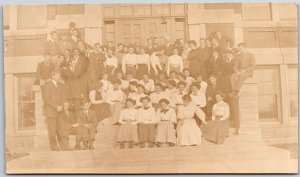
[35,53,55,98]
[44,71,67,151]
[230,42,256,97]
[45,31,59,55]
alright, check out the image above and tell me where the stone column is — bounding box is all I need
[238,77,262,141]
[33,85,50,150]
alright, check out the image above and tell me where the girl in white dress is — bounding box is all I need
[177,94,206,146]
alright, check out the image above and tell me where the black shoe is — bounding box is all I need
[156,143,161,147]
[140,142,145,148]
[75,144,82,150]
[149,142,154,148]
[129,141,134,148]
[120,142,125,149]
[168,143,175,147]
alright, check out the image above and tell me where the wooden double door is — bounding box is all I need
[115,18,183,46]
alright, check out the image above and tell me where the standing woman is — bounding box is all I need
[166,48,184,77]
[122,45,137,78]
[181,41,191,69]
[136,47,150,80]
[150,51,163,78]
[89,82,112,123]
[203,92,230,144]
[156,99,177,147]
[104,47,118,80]
[177,94,206,146]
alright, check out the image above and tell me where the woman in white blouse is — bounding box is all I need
[117,98,138,149]
[136,47,150,80]
[104,48,118,80]
[150,51,163,77]
[156,99,177,147]
[122,45,137,78]
[166,48,184,76]
[203,91,230,144]
[190,82,207,110]
[177,94,206,146]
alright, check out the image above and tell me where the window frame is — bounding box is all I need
[14,73,36,133]
[17,5,47,30]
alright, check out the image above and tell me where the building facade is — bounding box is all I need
[4,3,298,152]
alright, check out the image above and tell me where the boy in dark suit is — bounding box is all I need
[57,100,76,151]
[75,100,97,150]
[43,70,67,151]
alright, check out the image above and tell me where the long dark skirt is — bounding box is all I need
[136,64,148,80]
[91,103,112,122]
[138,124,156,142]
[126,65,137,78]
[202,119,229,144]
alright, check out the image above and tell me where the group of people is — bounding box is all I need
[36,22,256,151]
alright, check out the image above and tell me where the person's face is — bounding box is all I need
[64,51,70,58]
[128,48,134,54]
[216,32,221,38]
[197,76,203,81]
[118,45,123,51]
[113,83,119,89]
[216,94,223,102]
[143,75,149,81]
[212,39,218,46]
[140,48,145,54]
[78,42,84,49]
[63,102,69,110]
[123,47,128,53]
[184,43,189,49]
[107,42,113,47]
[210,77,217,84]
[154,39,159,45]
[73,52,80,60]
[160,102,167,109]
[107,49,113,56]
[126,101,133,108]
[206,40,211,47]
[191,86,198,93]
[51,55,59,63]
[178,84,185,92]
[167,83,174,89]
[238,46,245,52]
[200,39,205,47]
[179,39,185,46]
[52,73,60,82]
[137,87,144,94]
[155,85,161,93]
[83,103,90,110]
[52,33,58,40]
[189,43,196,49]
[142,99,150,107]
[147,40,153,46]
[173,49,178,55]
[178,76,184,81]
[183,99,190,106]
[183,70,189,77]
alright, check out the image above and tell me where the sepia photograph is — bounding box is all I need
[3,2,298,174]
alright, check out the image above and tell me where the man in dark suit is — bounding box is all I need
[162,36,174,56]
[205,75,220,121]
[44,71,68,151]
[45,31,59,54]
[230,42,256,97]
[62,49,89,113]
[57,100,76,151]
[197,38,209,79]
[75,100,97,150]
[207,50,224,79]
[215,31,233,50]
[219,49,236,96]
[35,53,55,98]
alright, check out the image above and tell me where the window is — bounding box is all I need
[17,75,35,130]
[204,3,242,14]
[56,4,85,15]
[17,5,46,29]
[175,18,186,39]
[278,3,297,21]
[287,66,298,119]
[104,21,115,46]
[14,35,47,56]
[243,27,298,48]
[4,5,10,30]
[254,67,280,121]
[278,28,298,48]
[119,5,133,16]
[243,3,272,21]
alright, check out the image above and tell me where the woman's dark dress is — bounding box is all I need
[91,90,111,122]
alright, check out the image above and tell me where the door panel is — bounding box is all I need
[116,20,145,46]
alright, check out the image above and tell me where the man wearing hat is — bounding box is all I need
[207,50,224,79]
[44,70,67,151]
[75,99,97,150]
[230,42,256,97]
[122,45,138,78]
[45,31,59,55]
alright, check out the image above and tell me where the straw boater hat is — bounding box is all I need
[140,96,151,103]
[136,84,146,90]
[125,98,136,105]
[159,98,170,105]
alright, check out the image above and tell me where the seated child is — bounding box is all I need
[75,100,98,150]
[156,99,177,147]
[117,98,138,149]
